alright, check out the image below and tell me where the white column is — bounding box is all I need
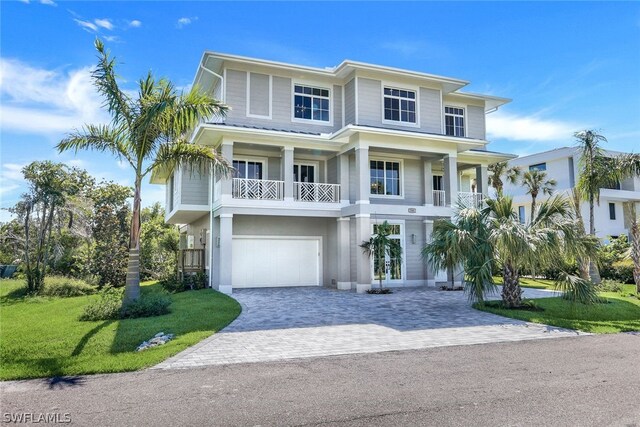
[218,213,233,295]
[220,142,233,202]
[282,147,294,201]
[476,165,489,197]
[336,217,351,290]
[423,160,433,206]
[355,213,371,293]
[424,220,436,286]
[338,153,350,204]
[443,155,458,206]
[355,147,369,205]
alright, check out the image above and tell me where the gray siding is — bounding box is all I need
[268,157,281,180]
[405,220,425,281]
[348,154,356,204]
[233,216,333,286]
[248,72,270,117]
[344,79,356,125]
[225,70,342,133]
[357,78,382,127]
[467,105,485,140]
[419,88,442,133]
[181,166,209,205]
[185,214,210,250]
[326,156,338,185]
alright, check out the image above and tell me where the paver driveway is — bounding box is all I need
[155,286,584,369]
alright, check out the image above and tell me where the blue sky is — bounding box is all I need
[1,1,639,221]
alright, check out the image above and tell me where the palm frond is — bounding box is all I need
[554,271,599,305]
[148,142,232,180]
[92,39,133,128]
[57,124,134,168]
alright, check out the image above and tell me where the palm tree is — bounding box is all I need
[488,161,521,196]
[58,39,232,302]
[360,221,402,290]
[623,202,640,294]
[422,205,495,300]
[521,169,557,217]
[486,196,598,307]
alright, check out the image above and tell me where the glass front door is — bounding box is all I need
[371,223,404,283]
[233,160,263,179]
[293,164,315,183]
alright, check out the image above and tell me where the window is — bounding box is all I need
[293,85,330,122]
[433,175,443,191]
[609,203,616,220]
[370,160,401,196]
[233,160,263,179]
[444,106,465,137]
[529,163,547,171]
[371,222,403,281]
[383,87,416,123]
[518,206,526,224]
[293,164,315,183]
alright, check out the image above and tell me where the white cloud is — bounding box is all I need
[74,18,98,32]
[103,35,120,43]
[94,18,113,30]
[486,111,582,142]
[176,17,197,29]
[0,58,109,136]
[128,20,142,28]
[0,163,26,198]
[39,0,57,5]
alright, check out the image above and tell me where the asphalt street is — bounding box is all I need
[1,334,639,426]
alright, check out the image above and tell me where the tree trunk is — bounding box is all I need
[588,195,601,284]
[626,202,640,294]
[125,176,142,303]
[501,263,522,308]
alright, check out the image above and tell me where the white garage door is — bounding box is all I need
[232,237,320,288]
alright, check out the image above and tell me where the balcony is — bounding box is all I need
[433,190,446,207]
[232,178,284,200]
[232,178,340,203]
[294,182,340,203]
[458,192,484,208]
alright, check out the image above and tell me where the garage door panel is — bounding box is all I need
[232,238,319,288]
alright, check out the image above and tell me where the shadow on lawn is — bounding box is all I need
[72,320,115,356]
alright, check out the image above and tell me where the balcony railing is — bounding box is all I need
[294,182,340,203]
[232,178,284,200]
[458,192,484,208]
[433,190,446,206]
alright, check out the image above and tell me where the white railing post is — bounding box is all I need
[432,190,446,207]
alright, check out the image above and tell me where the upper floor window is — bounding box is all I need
[370,160,401,196]
[383,87,416,124]
[518,206,526,224]
[609,203,616,220]
[444,106,465,137]
[293,85,330,122]
[529,163,547,171]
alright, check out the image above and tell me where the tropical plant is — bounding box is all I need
[140,203,179,280]
[521,169,556,217]
[623,202,640,293]
[360,221,402,290]
[488,161,521,196]
[58,39,232,303]
[422,205,495,301]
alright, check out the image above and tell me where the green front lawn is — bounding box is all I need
[0,279,241,381]
[476,287,640,334]
[492,276,556,290]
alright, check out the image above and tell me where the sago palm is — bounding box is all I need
[58,39,232,302]
[488,161,521,196]
[521,169,556,217]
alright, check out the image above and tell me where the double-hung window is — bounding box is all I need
[383,87,416,124]
[293,85,330,122]
[370,160,401,196]
[444,106,465,137]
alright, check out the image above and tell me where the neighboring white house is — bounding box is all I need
[504,147,640,241]
[151,52,514,294]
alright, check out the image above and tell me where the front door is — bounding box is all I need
[371,222,404,284]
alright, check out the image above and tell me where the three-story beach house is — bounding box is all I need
[150,52,514,293]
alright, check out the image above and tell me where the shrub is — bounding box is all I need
[80,287,123,321]
[184,272,207,290]
[120,293,171,319]
[595,279,624,293]
[41,276,96,297]
[159,276,186,293]
[610,260,634,284]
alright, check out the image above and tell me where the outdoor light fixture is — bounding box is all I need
[411,234,416,244]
